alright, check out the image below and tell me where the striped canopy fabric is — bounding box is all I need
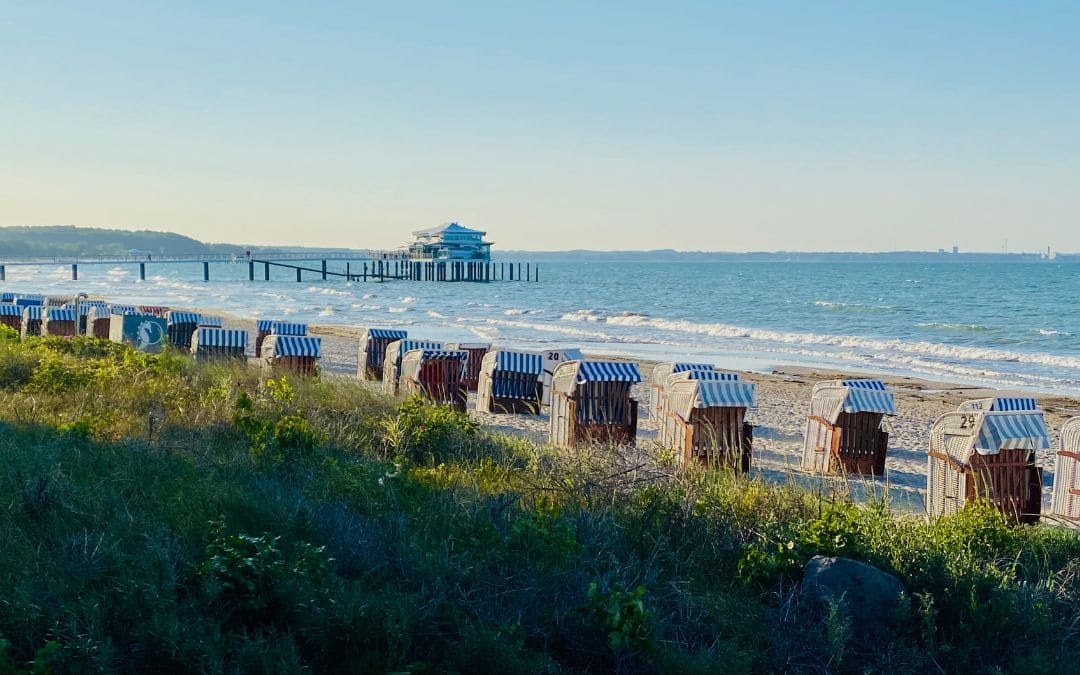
[0,305,21,316]
[669,380,757,419]
[268,335,321,358]
[199,316,224,327]
[1,293,13,302]
[419,350,468,361]
[256,319,274,331]
[365,328,408,340]
[167,311,200,325]
[45,308,77,322]
[15,294,44,302]
[195,328,248,348]
[575,361,642,384]
[394,340,443,358]
[975,413,1050,454]
[23,306,42,320]
[494,350,543,374]
[840,380,896,415]
[110,304,138,315]
[15,298,43,308]
[989,397,1039,412]
[270,321,307,336]
[672,363,715,373]
[685,370,739,381]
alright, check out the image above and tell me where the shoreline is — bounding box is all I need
[190,309,1080,514]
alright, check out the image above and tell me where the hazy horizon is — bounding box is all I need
[2,2,1078,252]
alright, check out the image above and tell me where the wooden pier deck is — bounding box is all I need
[0,252,537,283]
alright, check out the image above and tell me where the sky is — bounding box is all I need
[1,1,1078,252]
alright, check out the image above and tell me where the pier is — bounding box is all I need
[0,252,538,284]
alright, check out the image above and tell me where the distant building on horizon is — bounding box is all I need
[407,222,493,261]
[952,245,960,255]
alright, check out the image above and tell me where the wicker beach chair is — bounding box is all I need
[1051,417,1080,520]
[191,327,248,361]
[445,342,491,392]
[648,362,716,428]
[0,303,22,333]
[476,349,544,414]
[357,328,408,380]
[20,306,42,338]
[549,360,641,447]
[255,320,308,357]
[166,311,201,350]
[802,379,896,476]
[400,349,469,412]
[382,339,443,395]
[660,378,756,471]
[263,334,321,376]
[927,397,1048,524]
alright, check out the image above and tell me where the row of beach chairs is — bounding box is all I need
[4,297,1076,526]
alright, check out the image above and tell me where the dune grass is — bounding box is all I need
[1,327,1079,673]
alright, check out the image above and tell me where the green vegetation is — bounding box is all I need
[1,328,1079,672]
[0,226,232,258]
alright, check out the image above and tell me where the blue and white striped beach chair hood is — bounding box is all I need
[390,340,444,360]
[811,379,897,424]
[23,306,42,320]
[665,370,739,387]
[493,350,543,374]
[199,315,224,327]
[672,363,715,373]
[270,321,307,335]
[109,304,138,315]
[0,304,21,317]
[557,361,642,391]
[257,319,274,331]
[193,327,247,348]
[266,335,321,358]
[45,308,77,322]
[667,379,757,419]
[364,328,408,340]
[166,311,200,326]
[974,412,1050,454]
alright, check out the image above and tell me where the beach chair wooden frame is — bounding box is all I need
[20,306,42,338]
[400,350,468,412]
[927,398,1048,525]
[357,328,408,380]
[648,362,716,428]
[382,339,443,395]
[87,306,113,339]
[1052,417,1080,520]
[660,378,757,472]
[549,361,641,447]
[256,320,307,358]
[166,311,200,351]
[476,350,544,414]
[802,380,895,476]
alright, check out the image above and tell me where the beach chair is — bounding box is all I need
[549,360,641,447]
[166,311,201,350]
[476,349,544,414]
[87,306,113,339]
[1051,417,1080,520]
[41,307,78,337]
[255,320,308,357]
[382,339,443,395]
[357,328,408,380]
[648,362,717,428]
[399,349,469,412]
[199,315,224,327]
[802,379,896,476]
[191,327,248,361]
[445,342,491,392]
[540,348,584,407]
[262,334,321,376]
[927,397,1048,524]
[20,306,43,338]
[67,300,107,335]
[0,304,22,334]
[109,313,167,353]
[659,378,757,471]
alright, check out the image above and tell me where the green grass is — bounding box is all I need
[1,328,1079,673]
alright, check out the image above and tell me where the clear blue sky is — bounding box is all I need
[1,1,1077,251]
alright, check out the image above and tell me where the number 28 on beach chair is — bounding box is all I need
[927,397,1049,524]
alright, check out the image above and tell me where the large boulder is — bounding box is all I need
[802,555,907,634]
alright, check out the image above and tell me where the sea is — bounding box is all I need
[6,259,1080,395]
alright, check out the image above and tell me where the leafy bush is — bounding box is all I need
[383,395,479,463]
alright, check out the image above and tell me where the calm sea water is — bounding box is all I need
[6,260,1080,394]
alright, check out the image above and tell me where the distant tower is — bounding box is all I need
[952,245,959,255]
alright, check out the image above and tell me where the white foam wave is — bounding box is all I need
[388,307,410,313]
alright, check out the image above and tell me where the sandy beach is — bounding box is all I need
[196,311,1080,514]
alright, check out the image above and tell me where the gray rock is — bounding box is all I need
[802,555,907,634]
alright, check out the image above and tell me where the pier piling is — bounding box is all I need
[202,262,210,282]
[249,261,255,281]
[139,263,146,281]
[71,264,78,281]
[264,262,270,281]
[321,260,327,281]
